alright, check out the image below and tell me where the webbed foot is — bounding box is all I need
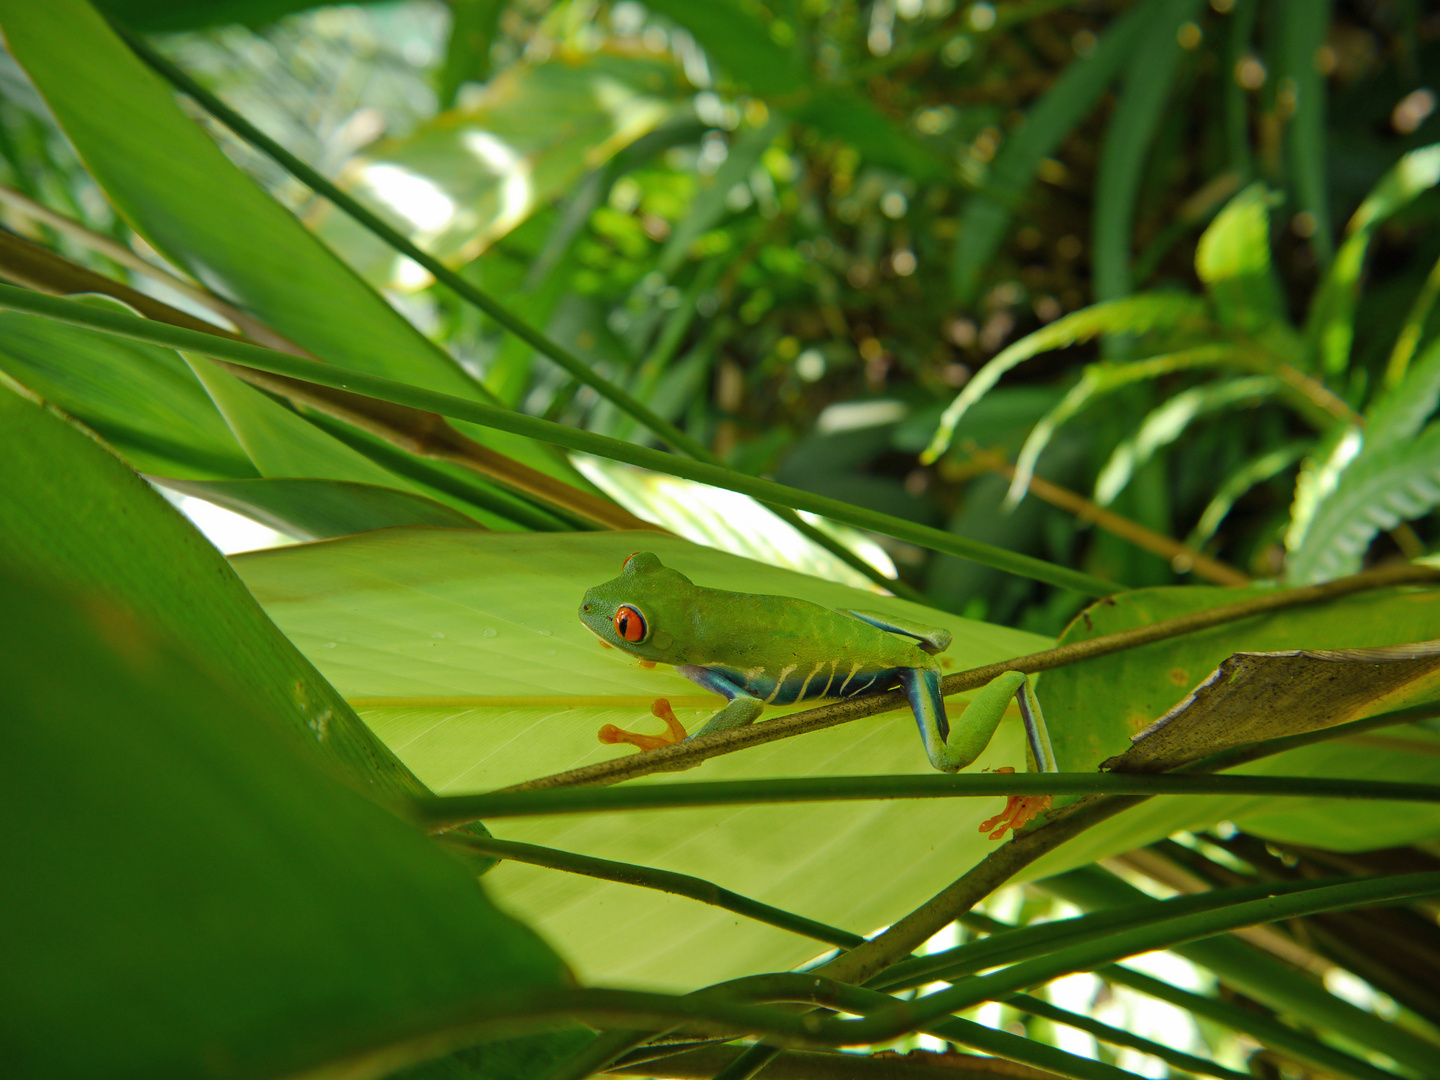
[598,698,689,751]
[977,767,1053,841]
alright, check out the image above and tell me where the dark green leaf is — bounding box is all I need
[155,477,485,539]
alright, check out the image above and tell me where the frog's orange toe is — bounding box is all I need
[597,698,689,752]
[978,767,1053,840]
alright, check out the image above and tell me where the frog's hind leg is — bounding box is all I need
[846,611,952,654]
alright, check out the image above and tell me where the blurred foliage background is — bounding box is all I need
[4,0,1439,633]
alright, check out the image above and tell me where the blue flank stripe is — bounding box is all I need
[709,664,898,705]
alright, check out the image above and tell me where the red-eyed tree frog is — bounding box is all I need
[579,552,1058,839]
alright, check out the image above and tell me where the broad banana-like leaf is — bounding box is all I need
[232,528,1049,987]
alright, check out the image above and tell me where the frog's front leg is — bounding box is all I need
[901,668,1058,839]
[597,665,763,751]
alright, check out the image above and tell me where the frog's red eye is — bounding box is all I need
[614,605,647,643]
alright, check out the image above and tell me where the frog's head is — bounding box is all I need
[579,551,695,662]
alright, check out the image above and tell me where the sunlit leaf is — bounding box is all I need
[1,565,569,1080]
[317,50,683,288]
[1195,182,1284,333]
[231,527,1054,986]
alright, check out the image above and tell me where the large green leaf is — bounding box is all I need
[316,50,683,288]
[0,0,577,478]
[0,307,254,480]
[1031,582,1440,851]
[0,376,424,801]
[232,528,1053,987]
[1,564,570,1080]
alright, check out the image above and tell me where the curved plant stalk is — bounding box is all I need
[0,282,1118,596]
[922,293,1215,462]
[538,876,1440,1080]
[113,23,915,602]
[503,560,1440,794]
[967,445,1251,586]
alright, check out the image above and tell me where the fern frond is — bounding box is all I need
[1286,420,1440,584]
[1370,337,1440,447]
[1284,424,1363,554]
[922,293,1214,463]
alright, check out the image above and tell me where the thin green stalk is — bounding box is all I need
[1039,865,1440,1076]
[1099,963,1401,1080]
[1002,993,1254,1080]
[876,873,1440,1045]
[441,832,864,950]
[415,773,1440,828]
[113,24,917,601]
[956,911,1403,1080]
[0,283,1116,596]
[868,877,1356,993]
[543,877,1439,1080]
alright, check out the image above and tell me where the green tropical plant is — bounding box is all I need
[3,2,1440,1080]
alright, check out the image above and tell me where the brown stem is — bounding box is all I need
[0,230,659,532]
[965,446,1250,586]
[503,562,1440,792]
